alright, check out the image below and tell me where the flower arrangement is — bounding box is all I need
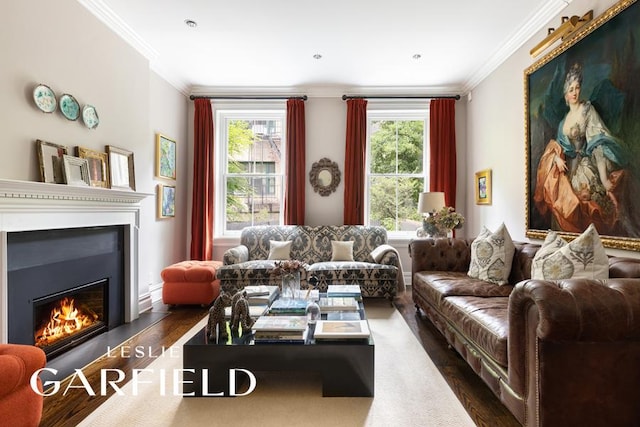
[270,260,306,277]
[423,206,465,237]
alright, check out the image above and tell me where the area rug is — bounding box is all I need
[78,300,474,427]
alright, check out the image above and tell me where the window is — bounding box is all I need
[366,108,429,235]
[216,106,286,235]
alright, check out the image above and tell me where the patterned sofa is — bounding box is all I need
[217,225,402,299]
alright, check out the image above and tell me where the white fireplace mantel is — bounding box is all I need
[0,179,152,343]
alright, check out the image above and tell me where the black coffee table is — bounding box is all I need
[182,296,374,397]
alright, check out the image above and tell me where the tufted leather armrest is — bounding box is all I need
[408,238,473,274]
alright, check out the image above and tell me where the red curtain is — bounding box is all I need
[429,98,457,208]
[284,98,306,225]
[343,98,368,225]
[190,99,214,260]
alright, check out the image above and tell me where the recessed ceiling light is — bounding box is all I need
[313,54,323,60]
[412,54,422,60]
[184,19,198,28]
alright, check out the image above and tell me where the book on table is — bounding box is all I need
[313,320,370,340]
[224,304,268,319]
[244,285,279,305]
[252,315,308,332]
[326,284,362,299]
[269,298,308,315]
[318,297,359,312]
[253,330,306,343]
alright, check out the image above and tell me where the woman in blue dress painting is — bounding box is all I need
[534,63,634,236]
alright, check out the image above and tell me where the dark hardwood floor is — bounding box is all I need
[40,290,520,427]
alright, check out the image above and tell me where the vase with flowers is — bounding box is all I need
[271,260,305,299]
[422,206,465,238]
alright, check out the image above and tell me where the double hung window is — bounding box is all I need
[366,107,429,236]
[216,107,286,235]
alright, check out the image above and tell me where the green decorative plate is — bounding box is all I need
[82,104,99,129]
[59,93,80,121]
[33,84,57,113]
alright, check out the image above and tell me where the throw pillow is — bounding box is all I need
[467,223,515,285]
[530,230,567,278]
[267,240,292,260]
[531,224,608,280]
[331,240,355,262]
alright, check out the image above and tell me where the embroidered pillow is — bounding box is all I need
[467,223,515,285]
[530,230,567,278]
[331,240,355,262]
[267,240,292,260]
[531,224,608,280]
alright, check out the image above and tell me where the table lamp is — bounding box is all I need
[417,192,445,236]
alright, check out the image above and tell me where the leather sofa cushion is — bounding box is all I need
[440,296,509,367]
[413,271,513,308]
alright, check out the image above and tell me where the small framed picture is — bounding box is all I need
[157,184,175,218]
[76,146,109,188]
[62,155,91,186]
[156,133,176,180]
[475,169,492,205]
[36,139,68,184]
[106,145,136,191]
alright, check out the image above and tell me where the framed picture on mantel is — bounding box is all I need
[106,145,136,191]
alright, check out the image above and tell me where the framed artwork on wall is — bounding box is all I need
[36,139,68,184]
[157,184,175,219]
[525,0,640,251]
[156,133,176,180]
[475,169,492,205]
[77,146,109,188]
[106,145,136,191]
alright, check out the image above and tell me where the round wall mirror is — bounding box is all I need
[309,158,341,197]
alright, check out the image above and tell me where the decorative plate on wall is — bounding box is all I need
[33,84,57,113]
[82,105,99,129]
[59,94,80,121]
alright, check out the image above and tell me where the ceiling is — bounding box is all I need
[79,0,570,96]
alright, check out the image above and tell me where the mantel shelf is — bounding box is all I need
[0,178,152,204]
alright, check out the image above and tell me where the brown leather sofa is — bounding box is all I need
[409,237,640,427]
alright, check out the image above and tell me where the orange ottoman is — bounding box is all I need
[161,260,222,306]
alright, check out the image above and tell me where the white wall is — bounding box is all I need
[466,0,638,258]
[1,0,190,309]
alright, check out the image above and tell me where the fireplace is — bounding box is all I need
[33,279,108,358]
[0,179,148,345]
[6,226,126,359]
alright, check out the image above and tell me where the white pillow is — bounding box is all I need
[531,224,608,280]
[467,223,515,285]
[331,240,354,261]
[530,230,566,277]
[268,240,292,260]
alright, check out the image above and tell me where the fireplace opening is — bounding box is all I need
[33,279,109,358]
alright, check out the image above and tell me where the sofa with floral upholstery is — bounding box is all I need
[216,225,403,298]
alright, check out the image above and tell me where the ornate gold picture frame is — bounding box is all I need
[525,0,640,251]
[77,146,109,188]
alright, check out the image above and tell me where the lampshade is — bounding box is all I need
[418,192,445,214]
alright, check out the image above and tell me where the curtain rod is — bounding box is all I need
[189,95,307,101]
[341,94,460,100]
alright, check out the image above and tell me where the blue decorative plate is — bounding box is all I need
[59,94,80,121]
[82,105,99,129]
[33,84,57,113]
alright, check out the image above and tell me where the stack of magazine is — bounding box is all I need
[269,298,307,315]
[252,315,308,343]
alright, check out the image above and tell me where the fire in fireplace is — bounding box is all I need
[32,279,108,358]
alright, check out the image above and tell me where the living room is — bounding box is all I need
[2,0,639,425]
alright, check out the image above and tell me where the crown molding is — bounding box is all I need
[462,0,571,93]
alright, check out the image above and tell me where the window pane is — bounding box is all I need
[370,120,424,175]
[225,176,282,231]
[369,176,423,232]
[227,119,282,174]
